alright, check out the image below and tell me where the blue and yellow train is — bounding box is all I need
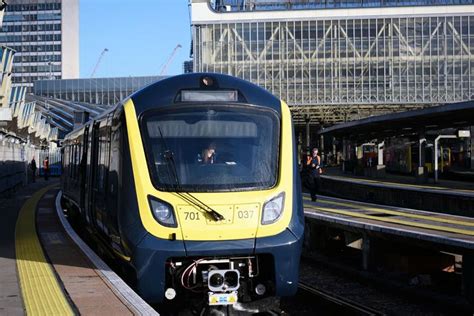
[61,73,304,308]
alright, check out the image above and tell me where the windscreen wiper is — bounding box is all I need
[165,150,225,222]
[157,127,224,222]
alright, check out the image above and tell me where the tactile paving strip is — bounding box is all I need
[15,186,74,315]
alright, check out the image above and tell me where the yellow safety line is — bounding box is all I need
[305,204,474,236]
[303,196,474,227]
[15,186,74,316]
[326,175,474,194]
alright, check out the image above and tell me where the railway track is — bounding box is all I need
[295,282,385,315]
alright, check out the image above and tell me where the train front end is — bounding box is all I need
[121,73,304,307]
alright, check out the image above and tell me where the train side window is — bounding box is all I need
[67,145,71,177]
[109,129,120,195]
[75,144,80,180]
[74,144,79,180]
[103,128,111,191]
[71,145,75,178]
[94,135,102,191]
[78,144,82,179]
[98,137,105,191]
[73,144,76,179]
[64,146,68,177]
[95,124,111,193]
[67,145,70,177]
[70,145,74,178]
[64,146,69,177]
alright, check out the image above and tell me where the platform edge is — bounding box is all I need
[55,191,158,316]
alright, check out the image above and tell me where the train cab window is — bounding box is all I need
[142,106,280,192]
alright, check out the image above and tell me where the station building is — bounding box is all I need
[190,0,474,126]
[0,0,79,90]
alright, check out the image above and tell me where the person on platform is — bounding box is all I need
[30,157,37,183]
[43,156,49,181]
[307,148,322,202]
[301,147,310,171]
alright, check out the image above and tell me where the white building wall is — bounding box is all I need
[61,0,79,79]
[192,1,474,23]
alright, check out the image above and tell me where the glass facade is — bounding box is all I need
[211,0,474,11]
[193,15,474,123]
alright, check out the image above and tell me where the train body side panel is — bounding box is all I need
[120,108,187,302]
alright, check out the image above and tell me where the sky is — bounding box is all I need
[79,0,191,78]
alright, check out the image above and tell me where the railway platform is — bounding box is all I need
[323,166,474,191]
[304,194,474,302]
[318,168,474,216]
[305,195,474,252]
[3,179,474,314]
[0,179,156,316]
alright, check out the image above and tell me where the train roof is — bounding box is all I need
[129,73,282,115]
[63,74,282,142]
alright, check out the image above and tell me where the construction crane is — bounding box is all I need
[159,44,182,76]
[90,48,109,78]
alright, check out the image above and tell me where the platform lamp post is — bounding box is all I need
[471,126,474,171]
[372,140,385,178]
[418,138,426,174]
[305,115,310,148]
[434,135,457,183]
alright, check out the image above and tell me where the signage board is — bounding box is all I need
[458,130,471,138]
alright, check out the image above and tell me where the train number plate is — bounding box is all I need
[208,291,238,305]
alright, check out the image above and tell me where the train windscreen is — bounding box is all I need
[142,106,280,192]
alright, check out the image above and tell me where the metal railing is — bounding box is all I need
[211,0,474,11]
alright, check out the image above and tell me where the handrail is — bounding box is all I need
[210,0,474,12]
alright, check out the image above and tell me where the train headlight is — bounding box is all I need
[148,196,177,228]
[261,192,285,225]
[208,270,240,292]
[209,273,224,288]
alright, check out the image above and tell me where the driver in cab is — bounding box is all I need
[198,143,216,164]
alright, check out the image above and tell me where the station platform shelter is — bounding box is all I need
[317,101,474,184]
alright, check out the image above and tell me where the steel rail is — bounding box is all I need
[298,282,385,315]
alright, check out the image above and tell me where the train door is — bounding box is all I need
[84,122,98,225]
[91,117,111,236]
[79,125,89,210]
[106,111,122,249]
[61,143,69,192]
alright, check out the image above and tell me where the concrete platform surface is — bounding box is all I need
[317,168,474,217]
[0,180,157,315]
[305,194,474,252]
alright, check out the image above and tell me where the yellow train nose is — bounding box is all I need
[177,203,260,240]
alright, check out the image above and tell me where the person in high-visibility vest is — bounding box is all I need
[43,156,49,181]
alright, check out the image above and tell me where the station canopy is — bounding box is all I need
[319,101,474,141]
[21,95,109,140]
